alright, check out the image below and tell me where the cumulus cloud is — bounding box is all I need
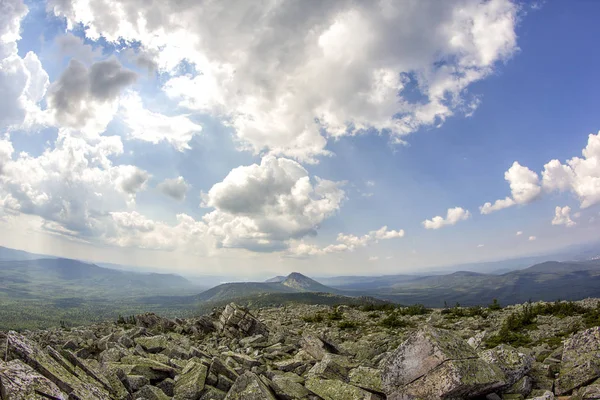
[0,0,49,130]
[480,161,541,214]
[157,176,189,201]
[47,57,136,134]
[529,236,536,241]
[516,231,523,236]
[423,207,471,229]
[286,225,404,258]
[201,156,346,251]
[368,256,379,261]
[552,205,576,227]
[55,32,101,64]
[120,92,202,151]
[542,132,600,209]
[48,0,520,163]
[108,212,210,252]
[0,129,149,237]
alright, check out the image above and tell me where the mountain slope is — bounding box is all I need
[0,258,198,300]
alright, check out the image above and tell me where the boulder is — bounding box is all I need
[305,377,383,400]
[224,371,276,400]
[308,354,350,381]
[135,335,170,353]
[555,326,600,395]
[6,331,111,399]
[134,384,170,400]
[480,344,533,387]
[173,360,207,400]
[300,334,338,361]
[382,326,506,399]
[135,313,178,332]
[0,359,66,399]
[216,304,269,339]
[120,355,177,383]
[269,373,312,400]
[349,366,383,394]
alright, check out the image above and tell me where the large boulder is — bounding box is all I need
[555,326,600,395]
[382,326,506,399]
[174,360,208,400]
[224,371,276,400]
[6,331,111,399]
[0,359,66,399]
[305,377,383,400]
[216,303,269,338]
[480,344,533,387]
[300,334,338,361]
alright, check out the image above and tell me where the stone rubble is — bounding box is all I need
[0,301,600,399]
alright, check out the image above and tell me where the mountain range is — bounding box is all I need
[4,244,600,329]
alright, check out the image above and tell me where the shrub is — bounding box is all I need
[302,313,324,323]
[380,314,410,329]
[488,298,502,310]
[397,304,431,316]
[338,320,359,330]
[327,310,344,321]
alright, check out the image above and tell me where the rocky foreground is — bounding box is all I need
[1,300,600,399]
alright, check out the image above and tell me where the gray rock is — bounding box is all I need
[348,366,383,394]
[134,384,170,400]
[480,344,533,387]
[216,304,269,339]
[224,371,276,400]
[382,326,506,399]
[305,377,383,400]
[300,334,337,361]
[173,360,207,400]
[555,326,600,395]
[0,359,66,400]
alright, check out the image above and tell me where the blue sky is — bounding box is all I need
[1,0,600,278]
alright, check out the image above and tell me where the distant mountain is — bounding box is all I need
[265,276,286,283]
[369,260,600,307]
[281,272,337,292]
[196,272,341,303]
[0,258,199,301]
[0,246,56,261]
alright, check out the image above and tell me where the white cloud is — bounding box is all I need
[119,92,202,151]
[107,211,210,253]
[365,180,375,187]
[423,207,471,229]
[0,0,49,131]
[0,129,149,237]
[542,132,600,209]
[368,256,379,261]
[47,57,137,135]
[201,155,346,251]
[480,161,541,214]
[480,197,515,214]
[552,205,576,227]
[516,231,523,236]
[477,244,484,248]
[287,225,404,258]
[49,0,520,163]
[528,235,536,241]
[157,176,189,201]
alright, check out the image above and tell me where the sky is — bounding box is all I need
[1,0,600,278]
